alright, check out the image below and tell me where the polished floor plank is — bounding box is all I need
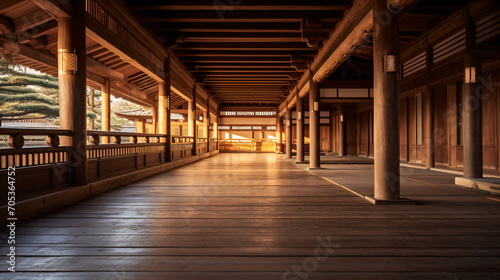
[6,272,500,280]
[13,256,500,272]
[9,246,500,257]
[1,153,500,279]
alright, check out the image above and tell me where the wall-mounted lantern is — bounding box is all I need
[464,66,477,84]
[384,53,398,74]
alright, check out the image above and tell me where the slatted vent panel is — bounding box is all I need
[433,29,466,64]
[476,10,500,44]
[403,52,426,78]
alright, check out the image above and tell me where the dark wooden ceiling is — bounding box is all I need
[124,0,351,106]
[124,0,467,106]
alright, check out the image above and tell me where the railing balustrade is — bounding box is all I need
[0,128,72,169]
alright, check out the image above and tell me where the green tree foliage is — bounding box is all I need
[1,60,142,131]
[0,61,59,123]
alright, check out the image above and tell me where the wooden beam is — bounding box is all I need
[32,0,71,18]
[134,5,349,11]
[0,15,15,32]
[85,15,165,81]
[0,0,24,14]
[86,56,125,81]
[14,9,53,32]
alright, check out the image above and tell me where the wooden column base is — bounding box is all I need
[307,167,325,170]
[365,196,415,205]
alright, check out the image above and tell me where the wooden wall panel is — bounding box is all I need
[146,153,162,166]
[483,69,499,171]
[369,111,374,157]
[100,156,136,178]
[345,113,357,155]
[87,160,99,182]
[359,111,370,157]
[321,126,330,152]
[400,98,408,161]
[434,85,449,166]
[447,84,460,168]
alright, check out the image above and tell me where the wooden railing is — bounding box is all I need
[209,138,218,152]
[197,138,208,154]
[171,136,194,160]
[0,128,218,198]
[0,128,72,169]
[86,130,167,159]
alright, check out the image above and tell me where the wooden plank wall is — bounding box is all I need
[352,66,500,174]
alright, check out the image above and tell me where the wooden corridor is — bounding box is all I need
[2,153,500,279]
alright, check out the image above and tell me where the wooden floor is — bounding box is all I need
[2,153,500,279]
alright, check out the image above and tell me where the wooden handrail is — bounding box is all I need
[87,142,165,150]
[0,128,73,136]
[87,130,167,138]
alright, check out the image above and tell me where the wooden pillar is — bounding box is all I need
[338,107,346,156]
[136,120,146,133]
[309,73,321,169]
[206,97,211,139]
[158,58,172,161]
[462,59,483,178]
[276,114,282,153]
[190,85,197,155]
[463,56,483,178]
[87,89,95,130]
[188,103,195,137]
[424,44,434,168]
[373,0,400,200]
[285,107,292,158]
[152,106,158,134]
[296,95,305,163]
[58,0,87,186]
[215,107,219,149]
[203,111,209,138]
[101,78,111,144]
[214,110,219,139]
[462,17,483,178]
[329,109,335,153]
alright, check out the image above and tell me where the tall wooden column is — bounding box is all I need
[188,100,194,136]
[276,114,282,153]
[296,95,305,163]
[373,0,401,200]
[205,97,211,152]
[152,106,158,133]
[215,107,219,149]
[87,89,95,130]
[329,109,336,153]
[463,56,483,178]
[190,84,197,155]
[158,59,171,162]
[101,78,111,144]
[214,110,219,139]
[462,17,483,178]
[309,74,321,169]
[338,107,346,156]
[58,0,87,186]
[203,111,209,138]
[136,120,145,133]
[285,107,292,158]
[424,44,434,169]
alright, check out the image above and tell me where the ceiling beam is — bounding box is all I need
[134,5,349,11]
